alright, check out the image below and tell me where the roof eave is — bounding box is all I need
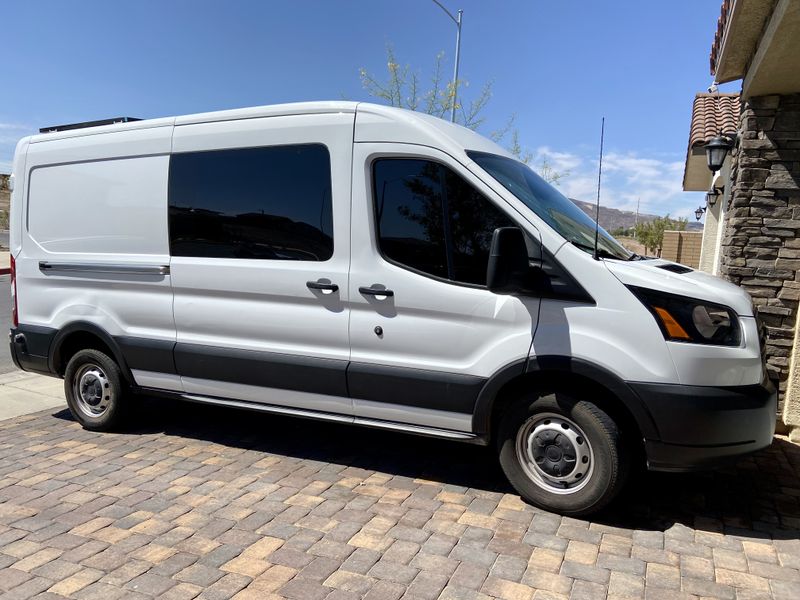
[712,0,776,83]
[683,147,713,192]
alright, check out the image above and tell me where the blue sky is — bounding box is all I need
[1,0,737,219]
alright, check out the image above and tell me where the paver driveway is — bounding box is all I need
[0,381,799,599]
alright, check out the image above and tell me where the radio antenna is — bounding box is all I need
[593,117,605,261]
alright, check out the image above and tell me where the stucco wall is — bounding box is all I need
[698,163,732,275]
[699,198,723,272]
[719,93,800,408]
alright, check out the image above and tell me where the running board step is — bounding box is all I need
[180,393,478,442]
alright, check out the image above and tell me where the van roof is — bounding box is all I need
[26,101,512,159]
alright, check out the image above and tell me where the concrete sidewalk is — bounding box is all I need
[0,370,65,420]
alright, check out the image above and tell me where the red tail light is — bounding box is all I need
[10,255,18,328]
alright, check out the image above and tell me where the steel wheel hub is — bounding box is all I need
[516,413,594,495]
[74,364,113,418]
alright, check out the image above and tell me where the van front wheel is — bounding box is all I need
[497,391,628,516]
[64,349,128,431]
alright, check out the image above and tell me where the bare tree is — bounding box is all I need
[359,46,568,184]
[360,47,493,130]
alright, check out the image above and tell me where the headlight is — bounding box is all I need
[628,286,741,346]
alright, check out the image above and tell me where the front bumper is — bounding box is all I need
[630,374,777,471]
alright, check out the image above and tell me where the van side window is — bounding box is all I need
[169,144,333,261]
[444,167,516,285]
[373,158,515,286]
[373,160,449,279]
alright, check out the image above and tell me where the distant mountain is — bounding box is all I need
[570,198,702,231]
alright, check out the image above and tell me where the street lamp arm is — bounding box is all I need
[430,0,459,25]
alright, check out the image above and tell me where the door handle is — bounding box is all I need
[307,280,339,293]
[359,285,394,297]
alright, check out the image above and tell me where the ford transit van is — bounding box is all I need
[8,102,776,515]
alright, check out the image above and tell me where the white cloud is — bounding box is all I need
[0,123,27,131]
[531,147,703,221]
[0,122,30,139]
[561,174,600,203]
[533,146,583,172]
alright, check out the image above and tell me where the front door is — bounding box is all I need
[347,143,540,432]
[169,113,353,414]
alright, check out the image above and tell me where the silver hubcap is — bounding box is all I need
[74,364,113,418]
[515,412,594,495]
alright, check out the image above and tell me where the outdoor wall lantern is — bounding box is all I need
[695,206,706,221]
[705,135,734,172]
[706,184,722,207]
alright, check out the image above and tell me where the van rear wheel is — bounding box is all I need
[64,348,128,431]
[497,390,628,516]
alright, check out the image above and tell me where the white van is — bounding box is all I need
[8,102,776,515]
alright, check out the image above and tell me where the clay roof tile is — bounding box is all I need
[688,92,740,149]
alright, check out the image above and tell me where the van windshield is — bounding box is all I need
[467,151,633,260]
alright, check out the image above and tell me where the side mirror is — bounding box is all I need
[487,227,535,294]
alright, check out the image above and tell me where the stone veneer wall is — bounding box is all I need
[719,93,800,408]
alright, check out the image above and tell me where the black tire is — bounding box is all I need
[64,348,128,431]
[497,390,628,516]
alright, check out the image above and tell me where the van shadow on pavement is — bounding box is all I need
[53,393,800,543]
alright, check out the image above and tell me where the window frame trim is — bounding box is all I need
[369,155,525,291]
[166,142,335,262]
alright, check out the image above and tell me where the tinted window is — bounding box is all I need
[373,160,448,279]
[468,151,631,260]
[374,159,515,286]
[169,144,333,260]
[445,168,515,285]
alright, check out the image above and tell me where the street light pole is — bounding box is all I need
[431,1,463,123]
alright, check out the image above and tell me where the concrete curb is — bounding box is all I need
[0,370,65,420]
[0,369,34,384]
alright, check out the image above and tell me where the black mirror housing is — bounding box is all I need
[487,227,535,294]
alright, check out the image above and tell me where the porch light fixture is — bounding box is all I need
[705,135,734,172]
[695,206,706,221]
[706,184,722,207]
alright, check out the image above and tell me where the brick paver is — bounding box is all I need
[0,393,799,599]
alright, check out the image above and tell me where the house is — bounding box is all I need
[683,0,800,438]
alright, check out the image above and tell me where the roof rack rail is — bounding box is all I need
[39,117,142,134]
